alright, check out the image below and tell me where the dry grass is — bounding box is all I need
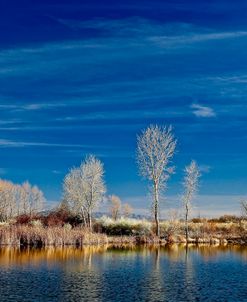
[0,225,108,246]
[94,216,247,244]
[159,220,247,243]
[1,218,247,246]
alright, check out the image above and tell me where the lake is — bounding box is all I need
[0,245,247,301]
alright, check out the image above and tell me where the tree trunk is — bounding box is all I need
[154,182,160,237]
[81,209,87,228]
[88,212,92,231]
[185,205,189,243]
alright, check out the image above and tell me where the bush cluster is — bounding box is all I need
[95,216,152,236]
[15,208,83,228]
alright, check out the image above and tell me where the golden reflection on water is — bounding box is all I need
[0,244,247,268]
[0,245,108,267]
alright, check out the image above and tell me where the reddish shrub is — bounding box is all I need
[42,208,82,227]
[15,214,31,225]
[15,209,83,228]
[43,209,69,227]
[15,214,42,225]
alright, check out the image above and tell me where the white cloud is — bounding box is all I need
[191,103,216,118]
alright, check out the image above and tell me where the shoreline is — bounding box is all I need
[0,225,247,247]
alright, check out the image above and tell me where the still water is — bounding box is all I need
[0,245,247,302]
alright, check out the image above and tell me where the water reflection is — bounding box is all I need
[0,245,247,301]
[1,244,247,266]
[1,244,247,267]
[0,245,108,268]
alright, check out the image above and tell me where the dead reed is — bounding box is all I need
[0,225,108,247]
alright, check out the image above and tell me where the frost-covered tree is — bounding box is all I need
[63,155,106,229]
[31,185,45,214]
[182,160,200,241]
[0,180,16,221]
[137,125,176,236]
[0,179,45,221]
[109,195,121,220]
[63,167,85,220]
[21,181,32,215]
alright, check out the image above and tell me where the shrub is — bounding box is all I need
[96,216,152,236]
[209,215,240,223]
[15,214,42,225]
[64,223,72,230]
[42,208,82,227]
[160,220,183,238]
[44,209,70,227]
[191,217,207,223]
[29,220,43,228]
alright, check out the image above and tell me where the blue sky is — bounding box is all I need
[0,0,247,216]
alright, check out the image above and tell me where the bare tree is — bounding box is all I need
[109,195,121,220]
[241,200,247,218]
[21,181,32,215]
[63,166,87,224]
[14,185,23,216]
[122,203,133,218]
[31,185,45,215]
[0,179,45,221]
[82,155,106,228]
[0,180,15,221]
[63,155,106,229]
[182,160,200,242]
[137,125,176,236]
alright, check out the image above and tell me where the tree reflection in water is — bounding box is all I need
[0,244,247,301]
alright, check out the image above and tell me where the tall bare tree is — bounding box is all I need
[109,195,121,220]
[137,125,176,236]
[63,155,106,229]
[82,155,106,228]
[182,160,200,242]
[63,166,87,224]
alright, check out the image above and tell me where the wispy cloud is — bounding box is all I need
[0,139,123,157]
[1,19,247,79]
[150,31,247,47]
[56,108,184,122]
[191,104,216,118]
[55,17,247,46]
[22,104,48,110]
[0,139,89,148]
[0,103,66,111]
